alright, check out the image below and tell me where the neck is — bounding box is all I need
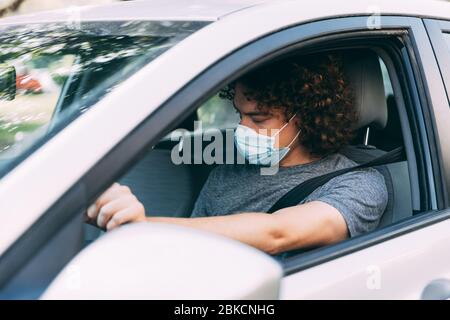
[279,143,321,167]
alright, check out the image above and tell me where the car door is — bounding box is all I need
[127,15,450,300]
[281,18,450,299]
[78,15,449,300]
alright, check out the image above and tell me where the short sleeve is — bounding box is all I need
[303,168,388,237]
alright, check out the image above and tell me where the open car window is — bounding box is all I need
[0,20,209,178]
[196,94,240,130]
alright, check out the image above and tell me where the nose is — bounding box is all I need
[239,120,259,134]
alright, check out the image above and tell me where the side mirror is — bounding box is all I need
[0,64,16,101]
[42,223,282,299]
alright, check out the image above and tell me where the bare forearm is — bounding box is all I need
[146,201,348,255]
[147,213,281,253]
[87,184,348,254]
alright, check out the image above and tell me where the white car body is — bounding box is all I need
[0,0,449,299]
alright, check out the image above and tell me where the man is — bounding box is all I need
[86,53,388,256]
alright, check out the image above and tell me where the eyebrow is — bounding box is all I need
[232,101,270,116]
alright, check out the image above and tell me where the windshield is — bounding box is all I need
[0,20,208,177]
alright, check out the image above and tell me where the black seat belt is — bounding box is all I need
[267,146,406,213]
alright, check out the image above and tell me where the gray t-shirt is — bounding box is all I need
[191,153,388,237]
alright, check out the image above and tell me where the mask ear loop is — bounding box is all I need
[286,113,301,148]
[273,112,298,137]
[271,113,300,153]
[286,129,301,148]
[288,112,298,122]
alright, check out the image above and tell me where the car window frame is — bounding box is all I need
[424,19,450,104]
[1,15,448,289]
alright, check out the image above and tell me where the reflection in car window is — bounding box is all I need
[0,20,208,177]
[0,54,76,154]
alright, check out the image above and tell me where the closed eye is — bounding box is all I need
[252,117,268,124]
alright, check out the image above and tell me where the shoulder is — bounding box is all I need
[305,153,389,236]
[312,152,388,201]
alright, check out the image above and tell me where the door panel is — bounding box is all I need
[281,213,450,299]
[281,18,450,299]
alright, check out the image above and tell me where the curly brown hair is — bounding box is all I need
[219,52,357,157]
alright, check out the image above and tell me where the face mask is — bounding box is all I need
[234,113,300,166]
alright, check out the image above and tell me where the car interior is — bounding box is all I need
[84,47,416,248]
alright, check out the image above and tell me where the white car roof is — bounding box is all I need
[0,0,449,26]
[0,0,270,24]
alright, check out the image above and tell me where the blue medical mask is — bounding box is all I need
[234,114,300,166]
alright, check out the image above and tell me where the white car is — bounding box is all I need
[0,0,450,300]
